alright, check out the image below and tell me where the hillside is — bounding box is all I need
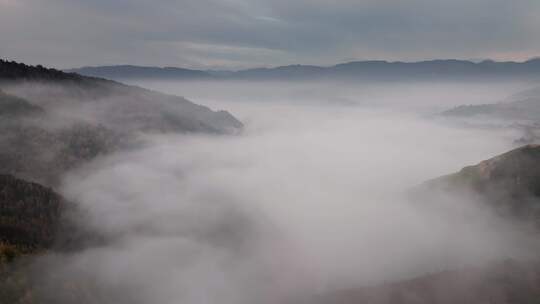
[0,60,245,301]
[69,59,540,81]
[0,174,96,304]
[0,59,243,185]
[0,90,43,117]
[0,59,242,134]
[66,65,213,80]
[0,175,65,261]
[417,144,540,225]
[0,60,84,83]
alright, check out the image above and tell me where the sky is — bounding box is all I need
[1,0,540,69]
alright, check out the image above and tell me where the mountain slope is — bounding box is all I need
[0,59,243,185]
[417,144,540,225]
[0,60,84,82]
[0,89,43,117]
[0,175,63,303]
[0,175,65,259]
[0,174,100,304]
[0,59,242,134]
[66,65,213,80]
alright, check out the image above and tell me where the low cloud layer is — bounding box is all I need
[28,81,540,303]
[1,0,540,69]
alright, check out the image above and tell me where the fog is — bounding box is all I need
[124,79,531,109]
[32,80,540,303]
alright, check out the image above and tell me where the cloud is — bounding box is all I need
[28,81,539,303]
[0,0,539,68]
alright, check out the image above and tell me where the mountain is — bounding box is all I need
[416,144,540,225]
[0,174,99,303]
[1,59,241,134]
[1,61,85,82]
[66,65,213,80]
[0,59,243,186]
[0,60,244,301]
[0,174,64,303]
[68,59,540,81]
[0,174,65,257]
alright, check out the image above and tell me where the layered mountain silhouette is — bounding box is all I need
[69,59,540,81]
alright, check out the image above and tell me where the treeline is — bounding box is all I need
[0,174,64,251]
[0,59,85,82]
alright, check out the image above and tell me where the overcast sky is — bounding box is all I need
[1,0,539,69]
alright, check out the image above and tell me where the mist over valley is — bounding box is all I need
[3,0,540,302]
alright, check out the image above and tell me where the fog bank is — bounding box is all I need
[33,80,539,303]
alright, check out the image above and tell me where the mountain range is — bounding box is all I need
[68,59,540,81]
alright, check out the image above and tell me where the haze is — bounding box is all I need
[24,79,537,303]
[2,0,540,302]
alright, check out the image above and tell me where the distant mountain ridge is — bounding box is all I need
[67,65,213,80]
[68,58,540,81]
[440,83,540,144]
